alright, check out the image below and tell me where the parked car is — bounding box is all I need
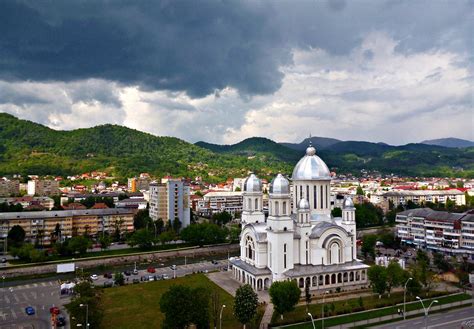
[103,273,112,279]
[25,306,35,315]
[148,275,154,281]
[161,274,169,280]
[123,270,131,276]
[147,267,156,273]
[211,260,218,265]
[169,265,177,270]
[132,269,139,275]
[90,274,99,280]
[1,257,7,263]
[49,306,60,315]
[56,315,66,327]
[103,281,114,288]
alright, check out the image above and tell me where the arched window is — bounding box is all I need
[245,236,255,262]
[275,201,279,215]
[328,240,342,264]
[255,198,258,210]
[313,185,317,209]
[283,243,287,269]
[282,201,287,215]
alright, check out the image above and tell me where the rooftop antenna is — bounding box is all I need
[309,133,312,146]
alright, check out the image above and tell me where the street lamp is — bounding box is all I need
[403,277,412,320]
[416,296,438,329]
[307,312,316,329]
[80,303,89,328]
[322,290,329,329]
[219,304,226,329]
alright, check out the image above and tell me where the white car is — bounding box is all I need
[90,274,99,280]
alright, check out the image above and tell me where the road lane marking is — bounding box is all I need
[11,308,17,319]
[13,295,19,303]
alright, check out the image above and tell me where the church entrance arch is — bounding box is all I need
[264,278,271,290]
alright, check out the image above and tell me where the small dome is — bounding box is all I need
[343,196,354,208]
[244,173,262,192]
[269,173,290,195]
[298,198,310,210]
[292,145,331,181]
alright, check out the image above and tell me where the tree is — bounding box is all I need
[66,281,102,328]
[211,211,233,226]
[433,252,453,272]
[269,281,301,320]
[172,218,182,233]
[113,219,124,241]
[180,223,227,246]
[367,265,387,298]
[356,186,364,195]
[331,207,342,217]
[355,202,384,228]
[234,284,258,329]
[68,236,92,255]
[99,234,112,250]
[361,234,377,259]
[158,231,174,245]
[114,272,125,286]
[416,249,430,266]
[386,261,404,297]
[133,209,152,230]
[304,283,312,312]
[7,225,26,248]
[210,288,221,329]
[128,229,154,250]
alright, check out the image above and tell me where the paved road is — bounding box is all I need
[0,280,69,329]
[372,307,474,329]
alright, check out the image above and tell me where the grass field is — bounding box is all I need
[100,273,263,329]
[274,292,471,328]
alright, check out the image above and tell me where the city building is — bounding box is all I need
[396,208,474,259]
[116,197,148,210]
[197,191,243,216]
[230,145,369,292]
[27,179,60,196]
[149,179,190,228]
[0,196,55,210]
[379,190,466,207]
[0,208,135,245]
[0,179,20,197]
[128,175,152,192]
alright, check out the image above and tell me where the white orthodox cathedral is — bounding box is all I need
[230,144,369,292]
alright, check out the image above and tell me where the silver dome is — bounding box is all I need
[244,173,262,192]
[343,196,354,208]
[298,198,310,210]
[269,173,290,195]
[291,145,331,181]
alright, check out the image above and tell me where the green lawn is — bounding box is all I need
[100,273,263,329]
[274,292,471,328]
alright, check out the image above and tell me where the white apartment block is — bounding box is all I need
[396,208,474,260]
[149,179,190,228]
[379,190,466,207]
[27,180,60,196]
[197,191,243,216]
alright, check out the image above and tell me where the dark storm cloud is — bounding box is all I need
[0,0,471,98]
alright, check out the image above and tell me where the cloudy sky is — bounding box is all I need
[0,0,472,145]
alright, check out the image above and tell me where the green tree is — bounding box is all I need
[7,225,26,248]
[172,218,182,233]
[367,265,387,298]
[158,231,174,245]
[356,186,364,195]
[234,284,258,329]
[361,234,377,259]
[416,249,430,265]
[114,272,125,286]
[386,261,404,297]
[99,234,112,250]
[433,252,452,272]
[211,211,233,226]
[355,202,384,228]
[269,280,301,320]
[66,281,102,328]
[128,229,154,250]
[304,283,312,312]
[133,209,152,230]
[68,236,92,255]
[331,207,342,217]
[180,223,227,246]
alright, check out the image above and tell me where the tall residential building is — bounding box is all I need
[128,176,152,192]
[27,180,60,196]
[149,179,190,228]
[396,208,474,259]
[0,179,20,197]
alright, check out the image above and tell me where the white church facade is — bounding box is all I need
[230,144,369,292]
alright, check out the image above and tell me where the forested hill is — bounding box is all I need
[1,113,473,179]
[0,113,292,181]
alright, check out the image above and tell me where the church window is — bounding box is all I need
[246,236,255,262]
[299,186,302,199]
[269,243,272,267]
[275,201,279,215]
[283,243,287,268]
[255,198,258,210]
[305,241,309,264]
[313,186,317,209]
[325,185,328,208]
[320,186,324,208]
[282,201,287,215]
[306,185,309,200]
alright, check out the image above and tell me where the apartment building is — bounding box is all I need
[27,179,60,196]
[128,176,152,192]
[0,179,20,197]
[0,196,54,210]
[396,208,474,259]
[0,208,134,245]
[380,189,465,207]
[197,191,243,216]
[149,179,190,228]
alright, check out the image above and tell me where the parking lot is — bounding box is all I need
[0,280,69,329]
[91,259,228,287]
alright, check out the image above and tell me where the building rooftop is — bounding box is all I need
[0,208,135,220]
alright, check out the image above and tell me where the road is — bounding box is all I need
[372,307,474,329]
[0,280,69,329]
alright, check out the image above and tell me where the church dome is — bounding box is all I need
[298,198,310,210]
[343,196,354,208]
[291,144,331,181]
[269,173,290,195]
[244,173,262,192]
